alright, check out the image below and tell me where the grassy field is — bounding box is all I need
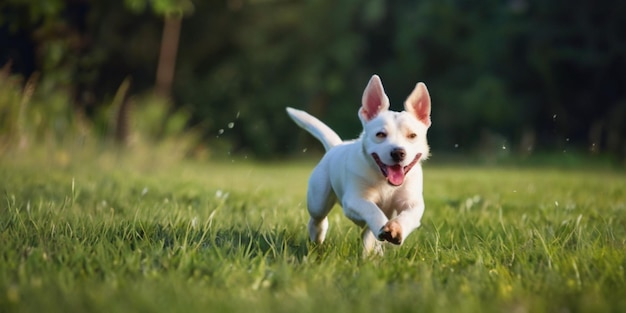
[1,150,625,313]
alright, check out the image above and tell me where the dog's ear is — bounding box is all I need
[359,75,390,122]
[405,82,431,127]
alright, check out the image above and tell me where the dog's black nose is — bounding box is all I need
[390,148,406,163]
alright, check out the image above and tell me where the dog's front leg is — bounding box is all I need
[342,197,389,243]
[361,228,383,256]
[379,200,425,245]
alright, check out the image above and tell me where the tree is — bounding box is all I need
[124,0,194,98]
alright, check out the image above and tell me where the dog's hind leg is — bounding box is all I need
[306,168,336,244]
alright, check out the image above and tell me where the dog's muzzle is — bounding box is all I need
[372,152,422,186]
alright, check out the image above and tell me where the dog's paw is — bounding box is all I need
[378,220,403,245]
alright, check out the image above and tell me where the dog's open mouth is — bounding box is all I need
[372,152,422,186]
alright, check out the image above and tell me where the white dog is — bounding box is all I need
[286,75,432,254]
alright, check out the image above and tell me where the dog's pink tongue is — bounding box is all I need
[387,165,405,186]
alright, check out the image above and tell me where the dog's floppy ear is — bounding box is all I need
[404,82,431,127]
[359,75,390,122]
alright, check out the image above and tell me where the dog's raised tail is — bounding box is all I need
[286,107,343,151]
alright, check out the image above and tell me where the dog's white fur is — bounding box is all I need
[286,75,431,254]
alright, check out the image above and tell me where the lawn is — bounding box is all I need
[1,149,625,313]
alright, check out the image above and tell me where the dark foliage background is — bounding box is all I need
[1,0,625,160]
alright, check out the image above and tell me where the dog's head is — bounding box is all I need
[358,75,431,186]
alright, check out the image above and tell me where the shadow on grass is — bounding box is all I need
[211,227,311,261]
[115,220,312,262]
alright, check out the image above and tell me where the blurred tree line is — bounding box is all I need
[1,0,625,160]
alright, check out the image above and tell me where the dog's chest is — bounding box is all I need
[362,184,412,217]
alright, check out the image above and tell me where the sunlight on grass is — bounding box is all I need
[1,150,625,313]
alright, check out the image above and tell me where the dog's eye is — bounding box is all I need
[376,132,387,139]
[407,133,417,139]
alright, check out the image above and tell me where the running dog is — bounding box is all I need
[286,75,431,254]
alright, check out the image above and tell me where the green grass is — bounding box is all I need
[1,150,625,313]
